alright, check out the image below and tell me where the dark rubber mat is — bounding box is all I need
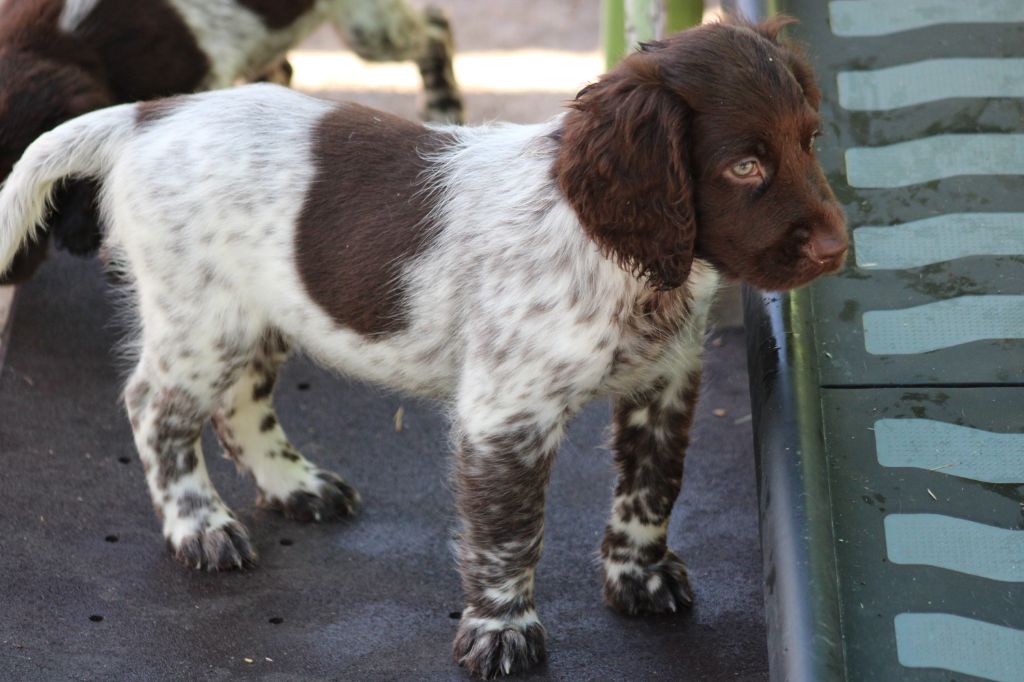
[0,252,767,680]
[747,1,1024,681]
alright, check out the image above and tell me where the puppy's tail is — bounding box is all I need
[0,103,136,276]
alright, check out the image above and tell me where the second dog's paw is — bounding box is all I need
[167,512,256,571]
[453,609,546,679]
[261,470,360,523]
[603,550,694,615]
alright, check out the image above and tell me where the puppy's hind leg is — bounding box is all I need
[123,306,260,571]
[211,331,359,522]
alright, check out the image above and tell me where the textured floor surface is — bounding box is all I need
[0,253,767,681]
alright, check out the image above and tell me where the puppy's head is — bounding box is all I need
[557,16,847,292]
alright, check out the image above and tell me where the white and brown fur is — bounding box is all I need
[0,19,847,679]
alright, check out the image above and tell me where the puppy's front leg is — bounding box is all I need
[451,410,564,678]
[601,371,702,614]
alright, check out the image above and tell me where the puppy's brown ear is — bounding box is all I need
[556,55,694,290]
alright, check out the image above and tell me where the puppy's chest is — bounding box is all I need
[605,269,719,392]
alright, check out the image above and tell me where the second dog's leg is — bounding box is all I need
[601,371,703,614]
[211,332,359,522]
[253,59,294,86]
[330,0,464,123]
[414,7,464,124]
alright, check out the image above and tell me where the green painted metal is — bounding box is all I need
[666,0,703,33]
[603,0,703,70]
[748,0,1024,680]
[603,0,626,70]
[628,0,661,44]
[820,388,1024,681]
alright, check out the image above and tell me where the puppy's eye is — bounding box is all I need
[727,158,763,181]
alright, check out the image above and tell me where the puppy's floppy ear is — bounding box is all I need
[556,54,695,290]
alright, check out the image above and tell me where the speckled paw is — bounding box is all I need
[260,470,360,523]
[169,518,256,571]
[453,611,546,679]
[603,550,694,615]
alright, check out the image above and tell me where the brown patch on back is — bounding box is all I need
[296,103,451,336]
[136,95,187,128]
[236,0,317,30]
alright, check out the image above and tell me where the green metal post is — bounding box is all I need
[606,0,704,70]
[666,0,703,32]
[603,0,627,70]
[627,0,661,44]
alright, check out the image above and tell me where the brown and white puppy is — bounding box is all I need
[0,0,463,283]
[0,17,845,679]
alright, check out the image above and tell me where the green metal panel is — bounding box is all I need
[798,12,1024,387]
[749,1,1024,681]
[603,0,627,69]
[821,388,1024,682]
[666,0,703,33]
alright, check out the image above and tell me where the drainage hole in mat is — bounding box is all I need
[297,382,310,391]
[269,617,284,625]
[89,615,103,622]
[448,611,461,620]
[117,456,131,464]
[105,535,118,543]
[279,538,294,546]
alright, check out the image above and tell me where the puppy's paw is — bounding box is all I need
[166,508,256,571]
[603,550,693,615]
[260,470,360,523]
[453,609,546,679]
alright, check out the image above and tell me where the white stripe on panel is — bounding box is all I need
[838,59,1024,111]
[874,419,1024,484]
[885,514,1024,581]
[854,213,1024,270]
[894,613,1024,682]
[863,295,1024,355]
[846,135,1024,189]
[830,0,1024,37]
